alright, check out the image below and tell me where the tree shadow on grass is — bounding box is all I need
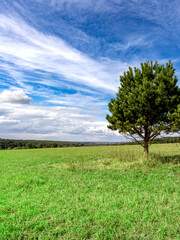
[150,153,180,165]
[161,155,180,164]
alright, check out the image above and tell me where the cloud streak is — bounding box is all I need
[0,14,127,93]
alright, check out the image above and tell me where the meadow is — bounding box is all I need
[0,144,180,239]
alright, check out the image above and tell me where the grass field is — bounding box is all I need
[0,144,180,239]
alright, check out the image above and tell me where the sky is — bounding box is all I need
[0,0,180,142]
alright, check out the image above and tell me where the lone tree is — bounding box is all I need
[106,61,180,158]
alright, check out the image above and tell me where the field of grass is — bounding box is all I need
[0,143,180,239]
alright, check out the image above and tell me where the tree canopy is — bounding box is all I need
[106,61,180,158]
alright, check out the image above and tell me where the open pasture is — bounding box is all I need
[0,144,180,239]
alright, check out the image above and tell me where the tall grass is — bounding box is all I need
[65,144,180,171]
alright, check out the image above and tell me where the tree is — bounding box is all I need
[26,143,33,149]
[106,61,180,158]
[52,143,57,148]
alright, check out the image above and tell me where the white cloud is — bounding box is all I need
[0,90,32,104]
[0,116,21,123]
[0,102,124,141]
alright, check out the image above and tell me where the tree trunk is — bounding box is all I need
[144,142,149,159]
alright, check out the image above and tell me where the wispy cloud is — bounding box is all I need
[47,92,108,112]
[110,35,154,52]
[0,14,128,93]
[47,0,123,14]
[127,0,180,43]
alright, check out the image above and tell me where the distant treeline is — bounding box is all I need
[0,139,84,150]
[117,136,180,146]
[148,136,180,144]
[0,136,179,150]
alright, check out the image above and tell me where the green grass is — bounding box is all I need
[0,144,180,239]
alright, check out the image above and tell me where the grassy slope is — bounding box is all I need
[0,144,180,239]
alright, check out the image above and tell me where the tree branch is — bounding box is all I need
[150,129,162,139]
[133,126,145,140]
[149,122,173,139]
[128,134,144,148]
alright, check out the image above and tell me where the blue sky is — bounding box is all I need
[0,0,180,141]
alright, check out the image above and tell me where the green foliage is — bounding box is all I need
[0,138,83,150]
[25,143,33,149]
[52,143,57,148]
[0,145,179,239]
[170,104,180,131]
[107,61,180,156]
